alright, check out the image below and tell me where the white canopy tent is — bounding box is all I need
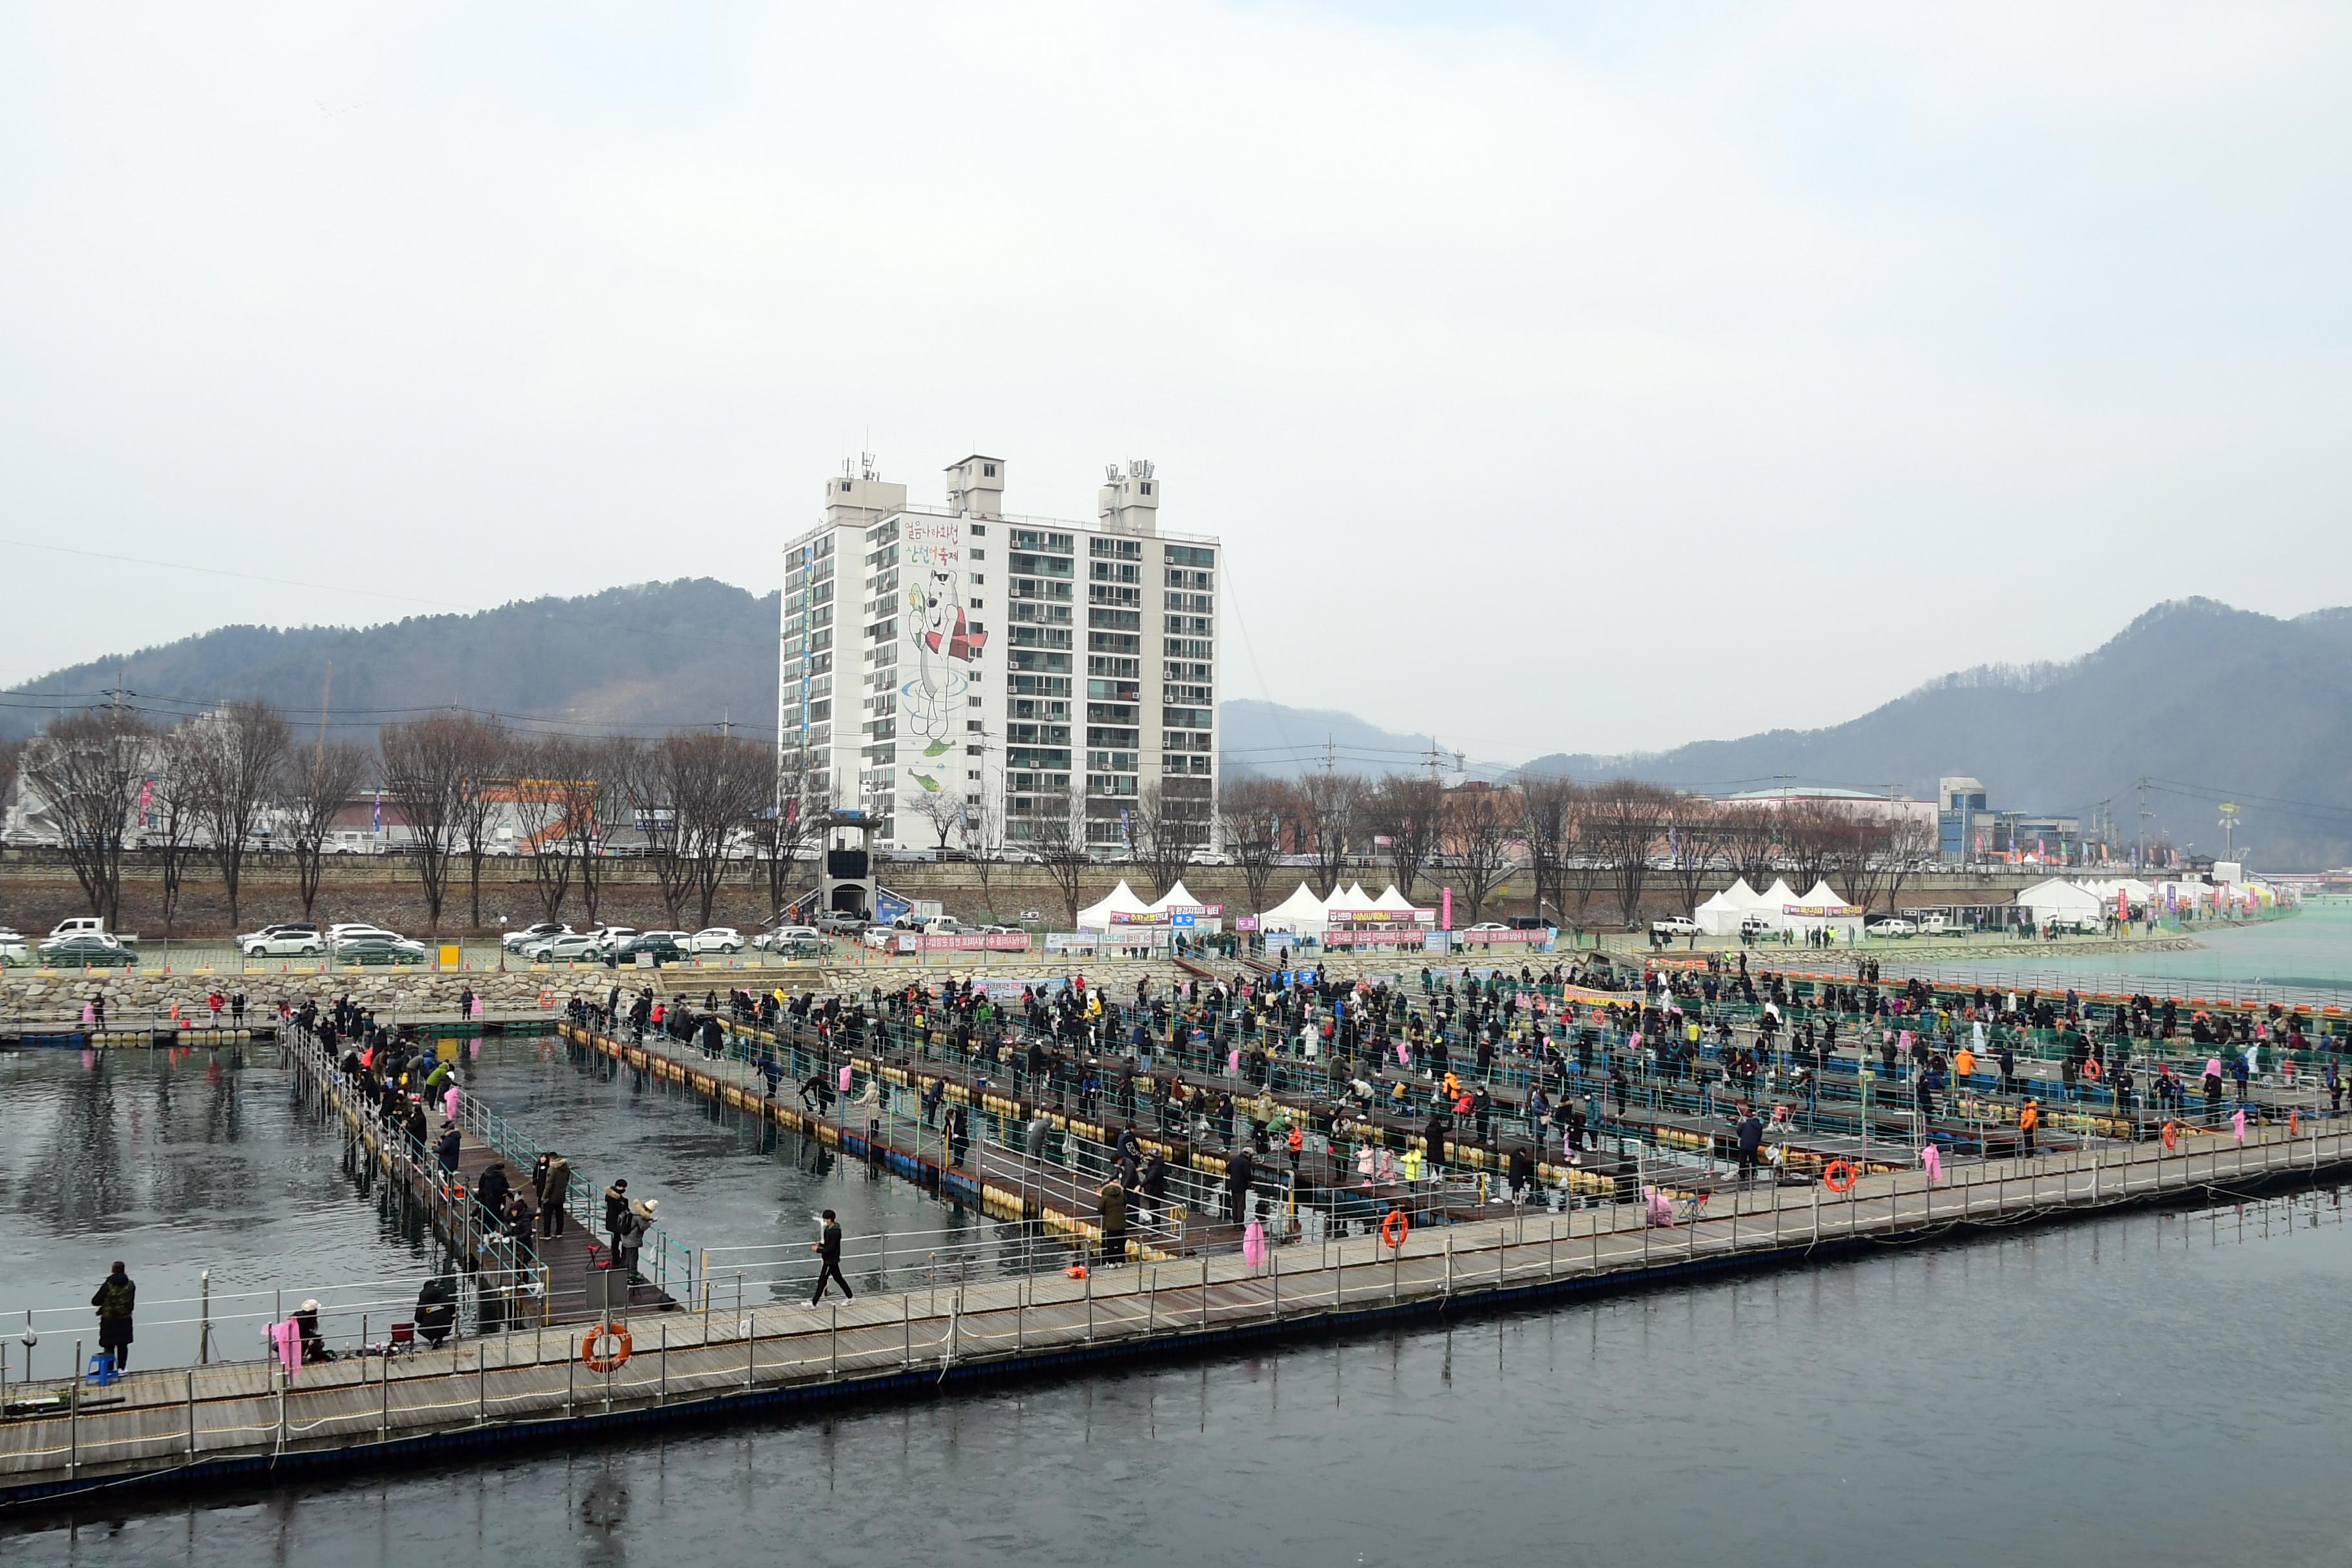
[1785,879,1864,941]
[1372,884,1422,914]
[1260,881,1331,932]
[2014,877,2106,925]
[1694,877,1763,936]
[1148,879,1202,914]
[1073,879,1155,930]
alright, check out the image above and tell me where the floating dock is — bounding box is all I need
[5,1114,2346,1508]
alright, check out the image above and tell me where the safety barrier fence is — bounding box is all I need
[10,1113,2352,1491]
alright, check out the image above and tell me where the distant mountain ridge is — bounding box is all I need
[9,588,2346,865]
[1520,598,2352,867]
[1,580,783,742]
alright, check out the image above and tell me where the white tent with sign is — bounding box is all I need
[1785,879,1864,941]
[1260,881,1331,933]
[1694,877,1764,936]
[1745,878,1803,932]
[1326,883,1375,915]
[1074,879,1155,930]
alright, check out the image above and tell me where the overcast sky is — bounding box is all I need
[4,3,2347,758]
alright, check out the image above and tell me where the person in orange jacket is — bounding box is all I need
[2019,1098,2040,1157]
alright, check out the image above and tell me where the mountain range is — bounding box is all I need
[7,586,2346,867]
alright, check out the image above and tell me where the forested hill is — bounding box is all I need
[1,579,782,742]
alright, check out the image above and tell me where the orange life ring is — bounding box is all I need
[1823,1159,1857,1193]
[2161,1121,2179,1151]
[582,1322,631,1372]
[1380,1208,1411,1248]
[2082,1057,2102,1082]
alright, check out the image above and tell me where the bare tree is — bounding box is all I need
[1440,783,1520,923]
[1778,799,1842,896]
[1295,770,1367,898]
[378,714,472,932]
[755,745,823,918]
[509,735,602,923]
[0,737,23,833]
[1129,779,1210,898]
[23,710,153,927]
[1364,773,1443,901]
[1586,778,1674,928]
[1879,812,1939,916]
[1661,794,1725,922]
[284,740,372,921]
[965,794,1006,919]
[141,726,203,935]
[627,732,767,929]
[183,700,290,928]
[1819,805,1890,917]
[1716,804,1781,892]
[1219,776,1288,914]
[905,783,966,852]
[1517,773,1580,928]
[448,718,514,930]
[567,738,624,923]
[1021,785,1090,927]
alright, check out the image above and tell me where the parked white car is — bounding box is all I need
[328,925,408,950]
[1866,918,1919,938]
[752,925,821,952]
[584,926,640,956]
[685,928,745,954]
[527,932,602,963]
[0,930,30,966]
[240,923,326,957]
[504,921,573,952]
[1651,916,1701,937]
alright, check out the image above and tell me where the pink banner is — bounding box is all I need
[915,932,1034,952]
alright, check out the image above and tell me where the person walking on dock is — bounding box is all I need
[810,1210,852,1304]
[92,1260,135,1372]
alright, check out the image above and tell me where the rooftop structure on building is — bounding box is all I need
[778,451,1220,857]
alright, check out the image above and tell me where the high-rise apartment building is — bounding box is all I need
[779,452,1219,854]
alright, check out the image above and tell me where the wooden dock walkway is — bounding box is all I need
[283,1026,678,1326]
[7,1112,2349,1509]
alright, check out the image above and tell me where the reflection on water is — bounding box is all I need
[7,1187,2351,1565]
[0,1034,1044,1375]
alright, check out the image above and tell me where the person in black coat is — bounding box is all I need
[1225,1148,1255,1225]
[435,1123,462,1175]
[91,1261,136,1371]
[415,1275,457,1347]
[809,1210,852,1304]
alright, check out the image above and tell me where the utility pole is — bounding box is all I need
[2135,777,2153,867]
[316,660,333,771]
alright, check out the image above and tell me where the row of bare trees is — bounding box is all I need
[15,703,828,934]
[1212,770,1939,930]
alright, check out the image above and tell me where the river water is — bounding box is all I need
[6,1187,2349,1565]
[8,917,2352,1560]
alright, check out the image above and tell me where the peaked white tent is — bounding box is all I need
[1373,884,1418,912]
[1260,881,1331,932]
[1327,883,1375,914]
[1148,879,1202,914]
[2015,877,2104,925]
[1786,879,1863,941]
[1694,877,1763,936]
[1074,879,1155,930]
